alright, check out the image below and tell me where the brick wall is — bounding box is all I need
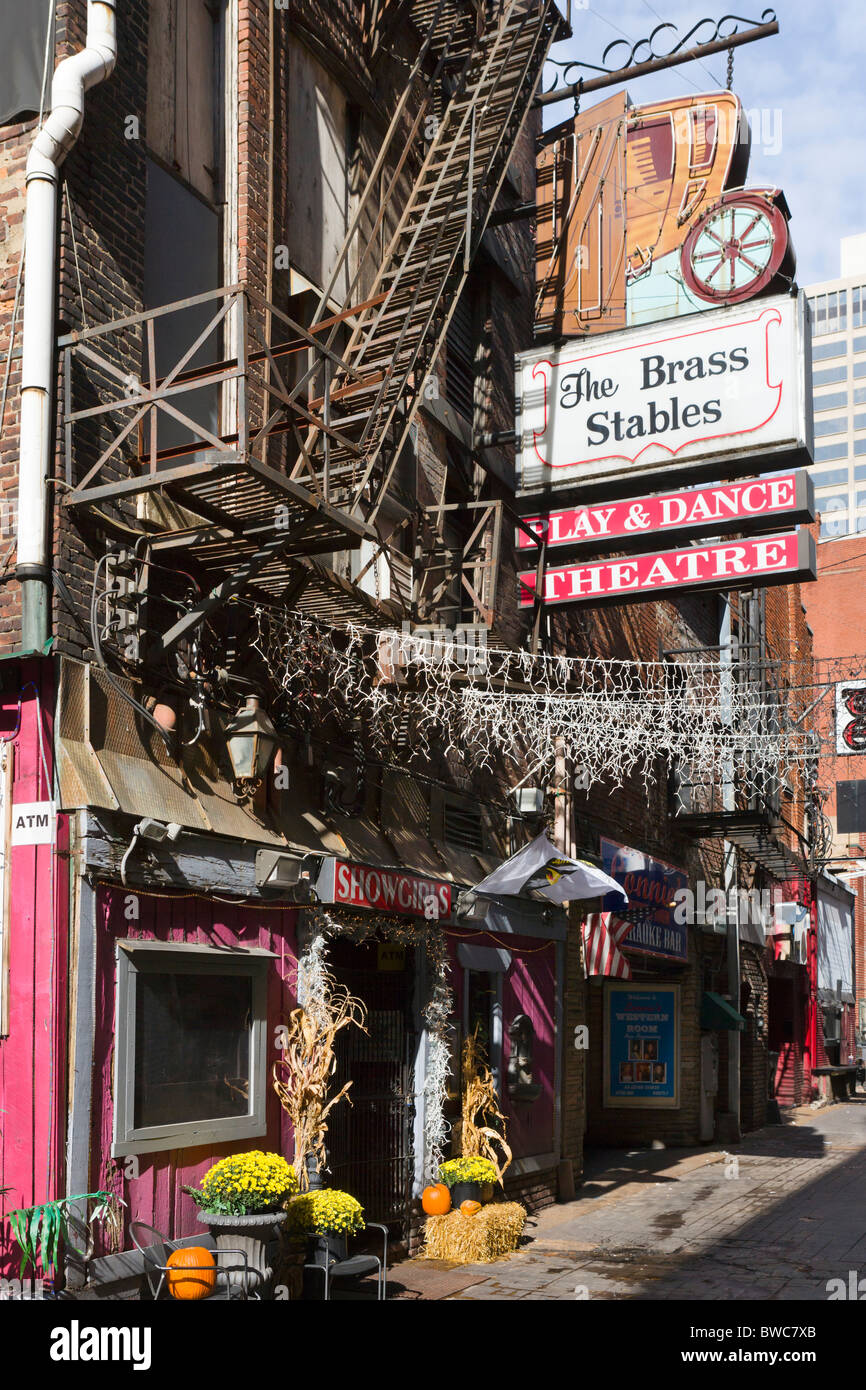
[739,943,769,1132]
[585,945,703,1149]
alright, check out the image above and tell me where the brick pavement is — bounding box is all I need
[387,1096,866,1301]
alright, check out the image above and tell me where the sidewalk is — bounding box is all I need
[388,1097,866,1300]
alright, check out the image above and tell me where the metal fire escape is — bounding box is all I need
[667,590,810,879]
[61,0,566,656]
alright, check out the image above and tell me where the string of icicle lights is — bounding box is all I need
[253,609,830,800]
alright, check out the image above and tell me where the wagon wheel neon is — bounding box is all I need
[680,192,793,305]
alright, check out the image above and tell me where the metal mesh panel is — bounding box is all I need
[327,940,416,1231]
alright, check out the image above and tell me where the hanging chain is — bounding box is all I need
[726,46,734,90]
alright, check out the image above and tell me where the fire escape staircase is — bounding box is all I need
[60,0,565,651]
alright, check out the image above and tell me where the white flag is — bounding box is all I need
[473,832,628,906]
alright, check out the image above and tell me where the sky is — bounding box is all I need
[540,0,866,286]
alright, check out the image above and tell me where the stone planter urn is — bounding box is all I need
[198,1210,288,1297]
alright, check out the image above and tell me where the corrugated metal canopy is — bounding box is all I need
[56,657,493,883]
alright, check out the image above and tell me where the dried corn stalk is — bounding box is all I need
[461,1025,512,1182]
[272,964,367,1191]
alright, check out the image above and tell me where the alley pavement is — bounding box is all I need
[390,1096,866,1301]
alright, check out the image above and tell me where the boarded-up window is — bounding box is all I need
[147,0,218,203]
[0,0,52,125]
[288,39,352,299]
[143,158,220,451]
[836,779,866,834]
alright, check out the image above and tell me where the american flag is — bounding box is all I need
[582,912,633,979]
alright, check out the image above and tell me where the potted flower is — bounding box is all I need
[185,1151,298,1293]
[437,1157,500,1207]
[287,1188,365,1269]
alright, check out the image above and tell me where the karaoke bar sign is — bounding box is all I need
[517,470,814,557]
[515,294,812,498]
[519,530,816,609]
[316,856,453,919]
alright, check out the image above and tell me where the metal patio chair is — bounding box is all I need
[130,1220,264,1301]
[303,1222,389,1301]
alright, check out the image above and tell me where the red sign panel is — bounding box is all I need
[316,857,453,919]
[517,471,814,556]
[519,530,815,609]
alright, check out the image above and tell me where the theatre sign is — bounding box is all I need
[519,531,816,610]
[516,294,813,501]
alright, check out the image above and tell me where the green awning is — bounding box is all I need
[701,991,746,1032]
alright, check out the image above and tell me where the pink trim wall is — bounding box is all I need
[501,940,556,1158]
[89,884,299,1250]
[447,928,557,1161]
[0,659,67,1279]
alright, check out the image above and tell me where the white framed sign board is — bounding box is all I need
[516,292,813,503]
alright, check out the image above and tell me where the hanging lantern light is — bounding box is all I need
[225,695,279,798]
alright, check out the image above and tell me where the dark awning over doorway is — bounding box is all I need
[701,991,746,1031]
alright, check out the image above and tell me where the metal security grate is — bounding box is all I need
[326,941,417,1234]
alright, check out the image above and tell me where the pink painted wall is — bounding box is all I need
[89,884,299,1250]
[0,659,67,1279]
[501,939,556,1159]
[447,929,557,1160]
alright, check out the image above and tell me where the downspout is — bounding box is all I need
[17,1,117,652]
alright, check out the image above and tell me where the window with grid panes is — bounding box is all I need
[815,391,847,412]
[813,340,846,361]
[809,290,847,336]
[813,365,847,386]
[814,467,850,488]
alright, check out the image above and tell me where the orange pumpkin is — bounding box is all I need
[460,1200,482,1216]
[166,1246,217,1301]
[421,1183,452,1216]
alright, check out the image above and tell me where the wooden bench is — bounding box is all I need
[65,1231,220,1301]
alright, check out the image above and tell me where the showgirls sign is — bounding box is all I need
[516,293,812,499]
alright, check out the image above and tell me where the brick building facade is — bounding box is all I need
[0,0,823,1287]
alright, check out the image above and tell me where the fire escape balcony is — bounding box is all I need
[60,0,567,637]
[666,641,809,878]
[59,283,384,580]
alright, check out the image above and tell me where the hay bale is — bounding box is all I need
[422,1202,526,1264]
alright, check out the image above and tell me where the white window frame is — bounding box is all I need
[112,939,273,1157]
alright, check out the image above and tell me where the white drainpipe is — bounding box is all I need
[17,1,117,651]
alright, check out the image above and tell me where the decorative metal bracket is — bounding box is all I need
[537,9,778,107]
